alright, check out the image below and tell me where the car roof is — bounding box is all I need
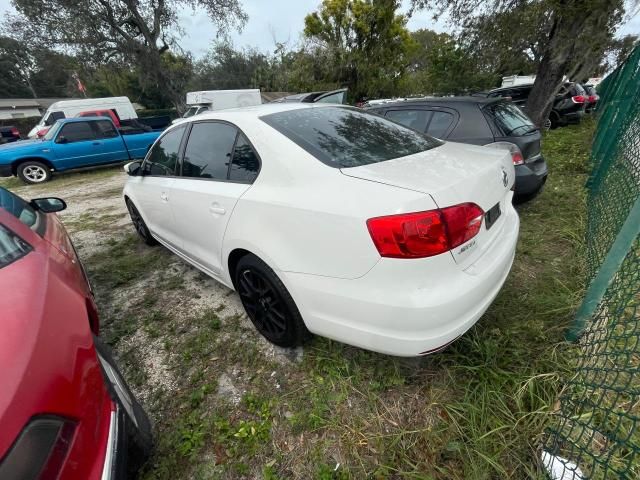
[367,96,504,109]
[187,102,325,121]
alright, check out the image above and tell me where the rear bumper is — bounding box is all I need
[514,155,548,198]
[282,203,519,356]
[0,164,12,177]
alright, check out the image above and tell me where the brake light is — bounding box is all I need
[571,95,586,103]
[484,141,524,165]
[0,416,76,480]
[588,95,598,103]
[36,128,49,138]
[10,127,19,137]
[367,203,484,259]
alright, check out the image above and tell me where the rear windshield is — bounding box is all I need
[483,102,535,136]
[260,107,441,168]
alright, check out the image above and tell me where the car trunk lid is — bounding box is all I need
[340,141,515,265]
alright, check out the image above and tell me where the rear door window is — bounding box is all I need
[229,133,260,183]
[145,125,185,176]
[261,107,441,168]
[58,122,97,143]
[385,109,431,132]
[426,111,454,138]
[0,224,32,269]
[483,102,535,136]
[181,122,238,180]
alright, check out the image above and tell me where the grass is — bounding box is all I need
[64,119,596,478]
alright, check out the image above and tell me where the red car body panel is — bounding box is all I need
[0,208,113,479]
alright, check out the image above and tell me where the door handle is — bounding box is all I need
[160,192,169,202]
[209,204,226,215]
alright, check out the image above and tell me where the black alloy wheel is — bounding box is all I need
[235,254,310,347]
[126,200,157,246]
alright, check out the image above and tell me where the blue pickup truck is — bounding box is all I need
[0,117,161,184]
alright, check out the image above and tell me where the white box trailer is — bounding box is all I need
[175,89,262,123]
[501,75,537,87]
[28,97,137,138]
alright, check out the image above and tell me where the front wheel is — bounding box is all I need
[235,254,311,348]
[17,160,51,184]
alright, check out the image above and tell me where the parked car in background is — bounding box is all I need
[0,186,151,479]
[0,126,21,144]
[584,84,599,112]
[28,96,138,139]
[123,103,518,357]
[0,117,161,184]
[78,109,169,133]
[270,88,348,104]
[367,97,548,202]
[487,82,587,128]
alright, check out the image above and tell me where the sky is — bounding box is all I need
[0,0,638,59]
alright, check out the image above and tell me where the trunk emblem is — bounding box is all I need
[501,168,508,187]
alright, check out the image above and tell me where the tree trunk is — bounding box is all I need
[526,48,569,126]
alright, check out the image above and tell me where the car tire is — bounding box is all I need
[549,112,560,129]
[93,336,153,473]
[17,160,51,184]
[126,199,157,246]
[234,254,311,348]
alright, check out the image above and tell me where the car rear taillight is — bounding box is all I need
[484,141,525,165]
[0,416,76,480]
[367,203,484,259]
[36,128,49,138]
[588,95,598,103]
[10,128,20,137]
[571,95,586,103]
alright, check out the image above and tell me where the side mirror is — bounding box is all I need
[124,161,142,176]
[30,197,66,213]
[56,135,68,144]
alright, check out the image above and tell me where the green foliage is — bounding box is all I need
[303,0,416,100]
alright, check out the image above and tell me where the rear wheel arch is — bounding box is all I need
[228,248,253,289]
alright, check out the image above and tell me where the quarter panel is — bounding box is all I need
[222,122,440,279]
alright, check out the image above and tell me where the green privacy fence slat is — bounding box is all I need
[543,45,640,479]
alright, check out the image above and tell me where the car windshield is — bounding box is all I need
[0,224,32,269]
[42,123,60,141]
[0,187,38,227]
[260,106,442,168]
[484,102,536,136]
[182,107,200,118]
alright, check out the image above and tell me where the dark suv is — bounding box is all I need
[367,97,548,202]
[487,82,587,128]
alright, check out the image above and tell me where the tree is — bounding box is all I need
[410,0,627,126]
[399,29,498,95]
[0,36,80,98]
[303,0,416,100]
[0,36,34,97]
[4,0,247,108]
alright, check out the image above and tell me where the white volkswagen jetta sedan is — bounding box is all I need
[123,103,519,356]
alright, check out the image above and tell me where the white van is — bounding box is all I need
[28,97,137,138]
[175,89,262,123]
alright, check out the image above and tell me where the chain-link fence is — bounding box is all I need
[542,46,640,479]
